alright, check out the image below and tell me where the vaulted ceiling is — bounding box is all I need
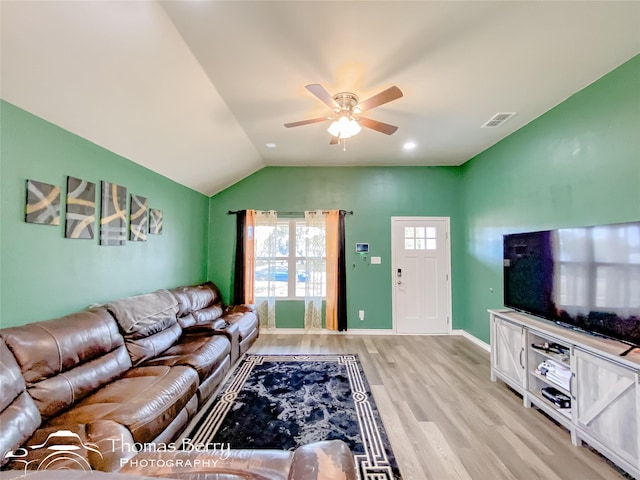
[2,1,638,195]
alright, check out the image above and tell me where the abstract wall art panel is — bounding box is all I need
[100,181,127,246]
[129,194,148,242]
[65,176,96,239]
[149,208,163,235]
[25,180,60,225]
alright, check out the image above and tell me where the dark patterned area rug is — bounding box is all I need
[183,354,402,480]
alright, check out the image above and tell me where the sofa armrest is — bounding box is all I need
[224,304,255,314]
[219,322,240,364]
[288,440,356,480]
[86,420,137,472]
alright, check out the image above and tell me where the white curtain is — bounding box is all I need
[304,210,326,330]
[254,210,278,329]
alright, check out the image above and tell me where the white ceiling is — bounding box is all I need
[2,1,639,196]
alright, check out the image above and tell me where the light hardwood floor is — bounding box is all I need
[247,333,629,480]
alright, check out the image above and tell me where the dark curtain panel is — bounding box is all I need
[233,210,247,305]
[337,210,348,331]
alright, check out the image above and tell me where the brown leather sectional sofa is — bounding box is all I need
[0,282,356,479]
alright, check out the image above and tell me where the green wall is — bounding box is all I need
[208,166,462,329]
[459,55,640,343]
[208,55,639,336]
[0,101,210,327]
[3,55,638,338]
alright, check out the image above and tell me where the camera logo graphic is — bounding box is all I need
[3,429,103,472]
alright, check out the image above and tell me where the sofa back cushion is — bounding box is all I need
[0,340,41,466]
[170,282,224,328]
[0,307,130,422]
[192,304,224,323]
[171,282,220,313]
[107,290,181,365]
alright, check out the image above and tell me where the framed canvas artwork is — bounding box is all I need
[100,181,127,246]
[149,208,163,235]
[129,194,148,241]
[25,180,60,225]
[65,176,96,239]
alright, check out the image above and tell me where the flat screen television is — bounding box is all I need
[503,221,640,349]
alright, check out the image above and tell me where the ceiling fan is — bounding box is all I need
[284,84,403,146]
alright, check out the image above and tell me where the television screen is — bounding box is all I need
[504,222,640,346]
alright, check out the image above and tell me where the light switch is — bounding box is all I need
[371,257,381,264]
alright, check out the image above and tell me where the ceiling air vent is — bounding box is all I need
[482,112,516,128]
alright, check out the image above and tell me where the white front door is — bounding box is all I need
[392,217,451,335]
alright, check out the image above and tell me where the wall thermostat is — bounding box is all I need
[355,243,369,253]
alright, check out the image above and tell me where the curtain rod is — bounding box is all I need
[228,210,353,215]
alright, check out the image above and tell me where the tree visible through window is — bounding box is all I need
[254,219,326,298]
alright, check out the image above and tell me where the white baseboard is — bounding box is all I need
[260,328,395,336]
[452,329,491,352]
[260,327,491,349]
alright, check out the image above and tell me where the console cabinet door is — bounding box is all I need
[493,316,526,388]
[575,348,639,467]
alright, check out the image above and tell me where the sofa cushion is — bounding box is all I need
[142,335,230,382]
[48,365,198,444]
[176,312,196,329]
[0,307,131,420]
[170,282,221,317]
[107,291,182,366]
[0,341,41,467]
[31,346,134,420]
[123,322,183,367]
[107,289,178,335]
[192,304,224,324]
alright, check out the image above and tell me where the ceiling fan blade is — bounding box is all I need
[284,116,328,128]
[306,84,339,109]
[359,117,399,135]
[329,135,339,145]
[357,86,403,112]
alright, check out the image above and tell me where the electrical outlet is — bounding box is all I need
[358,310,365,321]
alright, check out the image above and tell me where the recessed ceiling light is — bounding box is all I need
[265,143,277,148]
[403,141,417,150]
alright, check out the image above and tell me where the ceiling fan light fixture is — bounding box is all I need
[286,84,402,144]
[327,120,341,137]
[346,118,361,137]
[327,115,361,139]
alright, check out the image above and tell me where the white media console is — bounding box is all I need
[489,309,640,478]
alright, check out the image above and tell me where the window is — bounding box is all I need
[254,219,326,298]
[404,226,436,250]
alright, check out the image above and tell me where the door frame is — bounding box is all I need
[390,216,452,335]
